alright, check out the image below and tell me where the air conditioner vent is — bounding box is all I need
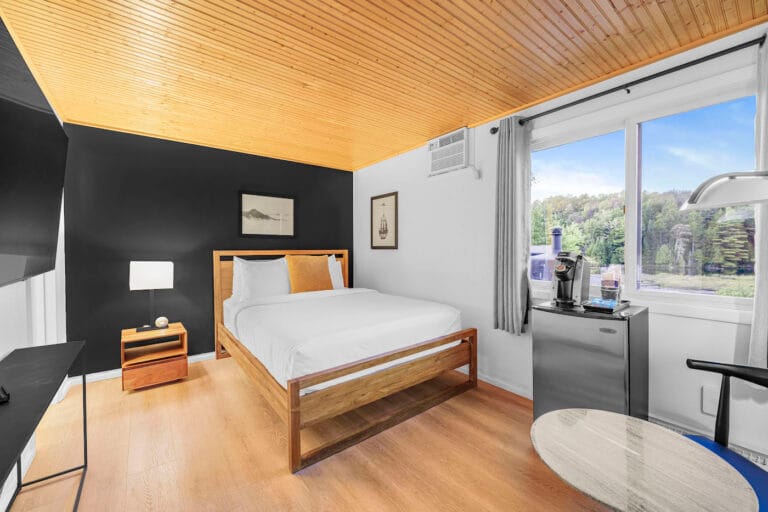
[427,127,468,176]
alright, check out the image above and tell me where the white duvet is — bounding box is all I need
[223,288,462,393]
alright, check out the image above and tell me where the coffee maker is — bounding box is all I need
[551,251,590,308]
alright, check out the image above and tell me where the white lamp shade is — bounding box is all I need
[129,261,174,290]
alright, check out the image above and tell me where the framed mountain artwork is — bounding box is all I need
[239,191,295,238]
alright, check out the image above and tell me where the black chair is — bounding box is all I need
[686,359,768,510]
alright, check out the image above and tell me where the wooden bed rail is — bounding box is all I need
[292,328,478,390]
[287,328,477,473]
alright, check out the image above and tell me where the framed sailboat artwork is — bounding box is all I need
[371,191,398,249]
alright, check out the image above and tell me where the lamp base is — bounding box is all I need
[136,324,164,332]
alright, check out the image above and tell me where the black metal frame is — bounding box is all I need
[687,358,768,446]
[5,357,88,512]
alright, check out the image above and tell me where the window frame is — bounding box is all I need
[529,128,627,299]
[529,70,757,312]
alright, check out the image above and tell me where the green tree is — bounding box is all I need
[655,244,673,267]
[561,223,586,253]
[531,202,547,245]
[529,190,754,281]
[716,221,752,274]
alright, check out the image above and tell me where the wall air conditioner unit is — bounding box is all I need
[427,127,469,177]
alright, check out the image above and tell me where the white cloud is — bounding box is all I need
[532,161,623,201]
[661,145,749,173]
[663,146,715,168]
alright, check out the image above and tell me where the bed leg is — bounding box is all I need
[288,380,302,473]
[215,327,222,359]
[468,329,478,388]
[215,327,230,359]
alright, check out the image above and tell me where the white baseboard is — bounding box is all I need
[189,351,216,364]
[477,371,532,400]
[453,367,532,400]
[55,351,216,400]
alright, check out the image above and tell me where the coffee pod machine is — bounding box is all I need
[551,251,590,308]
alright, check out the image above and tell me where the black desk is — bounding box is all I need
[0,342,87,511]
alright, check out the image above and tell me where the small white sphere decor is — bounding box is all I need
[155,316,169,329]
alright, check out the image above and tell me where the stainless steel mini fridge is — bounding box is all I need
[532,302,649,420]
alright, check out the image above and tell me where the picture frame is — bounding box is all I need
[239,191,295,238]
[371,191,398,249]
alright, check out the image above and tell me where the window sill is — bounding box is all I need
[623,290,752,325]
[530,282,753,325]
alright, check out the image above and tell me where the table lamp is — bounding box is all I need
[129,261,173,332]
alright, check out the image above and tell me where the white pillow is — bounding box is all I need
[232,257,290,301]
[328,255,345,289]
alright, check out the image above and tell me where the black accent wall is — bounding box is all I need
[64,124,352,373]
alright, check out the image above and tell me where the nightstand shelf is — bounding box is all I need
[121,322,188,391]
[123,340,186,366]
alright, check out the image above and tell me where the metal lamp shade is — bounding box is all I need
[681,171,768,210]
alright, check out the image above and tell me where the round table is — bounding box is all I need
[531,409,757,512]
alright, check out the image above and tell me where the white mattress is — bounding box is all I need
[223,288,462,393]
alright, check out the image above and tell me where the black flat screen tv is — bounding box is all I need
[0,97,68,287]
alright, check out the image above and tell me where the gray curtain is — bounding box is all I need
[749,39,768,368]
[494,116,532,335]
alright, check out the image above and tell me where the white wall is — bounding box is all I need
[647,310,767,450]
[354,24,768,454]
[0,273,63,355]
[0,280,30,359]
[354,133,534,396]
[54,203,67,344]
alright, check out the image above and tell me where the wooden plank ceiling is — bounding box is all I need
[0,1,767,171]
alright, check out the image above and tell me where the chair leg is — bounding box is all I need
[714,375,730,446]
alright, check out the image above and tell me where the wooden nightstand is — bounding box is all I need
[121,322,188,391]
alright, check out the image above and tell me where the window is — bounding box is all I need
[638,97,756,297]
[530,131,625,285]
[529,94,757,302]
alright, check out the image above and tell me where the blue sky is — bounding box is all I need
[531,96,756,201]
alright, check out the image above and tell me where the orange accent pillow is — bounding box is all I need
[286,255,333,293]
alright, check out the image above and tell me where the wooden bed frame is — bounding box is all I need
[213,249,477,472]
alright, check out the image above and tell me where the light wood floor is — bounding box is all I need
[11,358,605,511]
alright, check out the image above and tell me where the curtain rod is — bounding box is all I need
[509,34,766,128]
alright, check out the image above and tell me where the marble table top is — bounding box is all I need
[531,409,757,512]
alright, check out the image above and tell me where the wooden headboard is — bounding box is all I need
[212,249,349,357]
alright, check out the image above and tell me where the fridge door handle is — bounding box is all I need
[599,327,617,334]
